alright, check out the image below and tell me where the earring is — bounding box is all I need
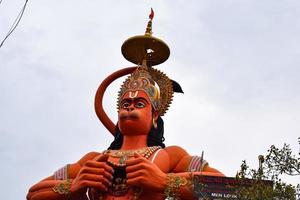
[153,118,157,129]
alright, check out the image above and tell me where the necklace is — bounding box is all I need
[104,146,161,159]
[104,146,161,166]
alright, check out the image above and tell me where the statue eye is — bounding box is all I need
[121,102,130,109]
[135,101,146,108]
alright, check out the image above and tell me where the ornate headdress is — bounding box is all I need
[117,63,173,116]
[95,9,183,134]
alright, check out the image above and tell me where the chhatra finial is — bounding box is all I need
[149,8,154,20]
[145,8,154,36]
[121,8,170,66]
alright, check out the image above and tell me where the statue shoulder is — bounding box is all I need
[164,145,192,172]
[164,145,188,154]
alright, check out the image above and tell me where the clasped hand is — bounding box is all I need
[126,153,166,192]
[70,153,166,195]
[70,154,114,194]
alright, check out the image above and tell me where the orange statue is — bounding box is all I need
[27,9,224,200]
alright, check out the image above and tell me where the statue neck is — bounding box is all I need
[121,135,148,150]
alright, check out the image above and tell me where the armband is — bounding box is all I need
[54,164,70,180]
[187,156,208,172]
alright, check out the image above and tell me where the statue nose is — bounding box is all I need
[126,106,134,111]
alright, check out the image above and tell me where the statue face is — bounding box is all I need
[118,90,157,136]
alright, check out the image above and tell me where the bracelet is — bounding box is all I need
[164,173,188,200]
[53,179,72,198]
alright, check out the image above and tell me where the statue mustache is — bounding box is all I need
[119,111,139,120]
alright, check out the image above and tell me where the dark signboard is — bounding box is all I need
[193,175,273,200]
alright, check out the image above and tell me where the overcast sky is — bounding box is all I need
[1,1,299,199]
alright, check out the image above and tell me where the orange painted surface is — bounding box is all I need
[27,71,224,200]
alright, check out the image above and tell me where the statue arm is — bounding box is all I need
[125,147,224,199]
[27,152,100,200]
[161,146,224,199]
[165,145,224,176]
[202,165,224,176]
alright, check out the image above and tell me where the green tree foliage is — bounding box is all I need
[235,138,300,200]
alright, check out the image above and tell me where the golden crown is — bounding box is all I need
[117,62,173,116]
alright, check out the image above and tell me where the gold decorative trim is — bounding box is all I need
[52,179,72,195]
[117,66,173,116]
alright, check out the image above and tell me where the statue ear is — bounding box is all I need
[153,110,159,121]
[152,110,159,129]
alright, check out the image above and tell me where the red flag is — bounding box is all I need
[149,8,154,20]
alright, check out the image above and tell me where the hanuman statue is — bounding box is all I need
[27,9,224,200]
